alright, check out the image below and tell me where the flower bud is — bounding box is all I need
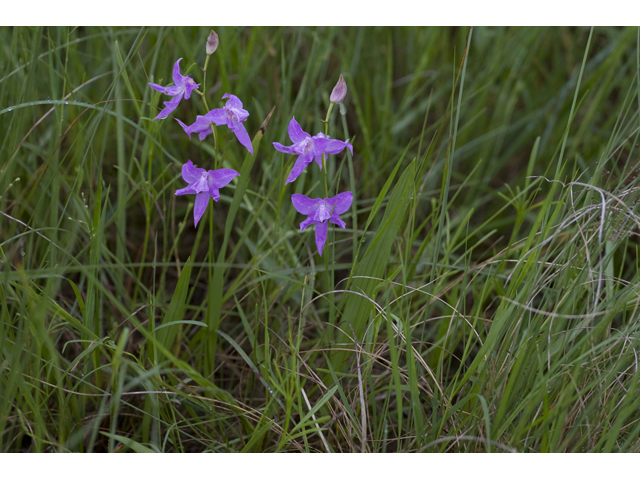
[206,30,219,55]
[330,74,347,104]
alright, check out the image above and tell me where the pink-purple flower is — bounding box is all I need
[175,160,240,227]
[291,192,353,256]
[274,117,353,184]
[149,58,199,120]
[330,75,347,104]
[176,93,253,155]
[206,30,219,55]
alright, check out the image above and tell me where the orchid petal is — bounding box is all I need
[324,138,353,155]
[149,83,168,94]
[288,116,310,143]
[291,194,317,215]
[232,122,253,155]
[183,80,199,100]
[222,93,243,110]
[193,192,209,227]
[315,221,329,256]
[175,118,192,138]
[273,142,294,155]
[209,186,220,202]
[154,94,183,119]
[175,185,197,196]
[330,191,353,215]
[285,153,314,184]
[188,114,217,141]
[164,85,183,96]
[233,107,250,122]
[311,136,331,157]
[189,115,209,131]
[205,108,227,126]
[225,115,236,131]
[172,58,184,85]
[300,217,314,230]
[330,216,346,228]
[182,160,204,183]
[209,169,240,189]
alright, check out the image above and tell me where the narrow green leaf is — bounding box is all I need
[284,384,338,439]
[331,159,416,369]
[152,319,206,332]
[99,432,155,453]
[156,257,193,361]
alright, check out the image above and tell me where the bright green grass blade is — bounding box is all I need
[330,159,416,370]
[156,257,193,363]
[99,432,156,453]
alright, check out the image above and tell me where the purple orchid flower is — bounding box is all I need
[175,160,240,227]
[176,93,253,155]
[149,58,200,120]
[273,117,353,184]
[291,191,353,256]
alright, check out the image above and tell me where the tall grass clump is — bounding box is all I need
[2,26,640,452]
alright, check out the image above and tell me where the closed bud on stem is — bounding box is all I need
[330,74,347,104]
[206,30,219,55]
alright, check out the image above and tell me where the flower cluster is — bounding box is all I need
[150,32,354,258]
[274,77,354,256]
[149,33,251,226]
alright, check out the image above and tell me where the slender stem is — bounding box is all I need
[212,124,219,168]
[325,103,335,127]
[201,54,211,111]
[340,111,358,262]
[322,103,335,197]
[204,53,218,373]
[201,54,219,168]
[322,102,336,332]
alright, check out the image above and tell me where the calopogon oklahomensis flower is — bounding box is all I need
[176,93,253,155]
[274,117,353,184]
[175,160,240,227]
[149,58,199,120]
[291,191,353,256]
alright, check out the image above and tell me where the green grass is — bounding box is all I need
[2,26,640,452]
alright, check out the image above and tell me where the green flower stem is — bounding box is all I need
[211,124,219,169]
[323,102,336,331]
[201,54,219,169]
[201,54,211,111]
[204,53,218,367]
[340,110,357,261]
[322,102,335,197]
